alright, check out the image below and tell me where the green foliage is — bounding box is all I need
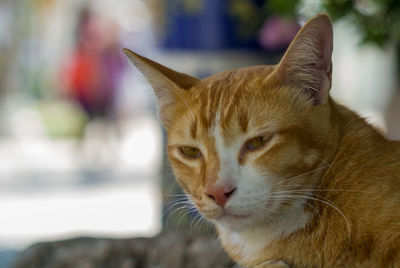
[229,0,266,40]
[323,0,354,20]
[269,0,400,48]
[267,0,300,17]
[324,0,400,47]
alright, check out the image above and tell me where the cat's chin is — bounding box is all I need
[214,217,261,232]
[210,211,261,231]
[200,204,277,231]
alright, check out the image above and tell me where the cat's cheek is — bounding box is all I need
[168,156,203,196]
[199,208,223,220]
[252,137,312,182]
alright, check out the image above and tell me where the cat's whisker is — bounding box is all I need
[273,165,330,186]
[253,202,279,215]
[164,196,189,206]
[267,195,320,217]
[305,201,320,217]
[164,207,187,229]
[186,207,201,228]
[309,156,332,167]
[163,198,194,228]
[163,199,191,217]
[189,209,202,233]
[324,154,340,175]
[189,209,200,229]
[304,196,351,236]
[272,189,365,194]
[163,195,187,203]
[176,206,198,232]
[192,213,207,236]
[190,213,200,235]
[165,204,190,222]
[162,202,183,219]
[163,194,190,197]
[269,194,351,236]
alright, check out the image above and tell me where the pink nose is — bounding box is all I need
[205,184,236,207]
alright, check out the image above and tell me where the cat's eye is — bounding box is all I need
[180,146,202,159]
[246,135,271,151]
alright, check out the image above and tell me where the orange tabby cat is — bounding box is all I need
[124,14,400,268]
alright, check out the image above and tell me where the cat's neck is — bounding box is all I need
[330,98,385,147]
[216,205,311,266]
[319,98,386,181]
[311,97,398,234]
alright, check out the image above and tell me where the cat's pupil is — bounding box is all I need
[180,147,202,159]
[247,136,269,151]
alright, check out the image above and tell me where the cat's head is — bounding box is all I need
[124,14,335,231]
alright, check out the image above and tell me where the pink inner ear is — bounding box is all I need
[319,30,333,71]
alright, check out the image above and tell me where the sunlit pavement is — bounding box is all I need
[0,114,163,250]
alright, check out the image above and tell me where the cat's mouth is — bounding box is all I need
[210,209,255,230]
[216,209,250,220]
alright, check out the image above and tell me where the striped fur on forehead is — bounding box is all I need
[191,66,276,138]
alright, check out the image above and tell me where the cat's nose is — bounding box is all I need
[205,184,237,207]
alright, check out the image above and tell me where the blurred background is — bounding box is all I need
[0,0,399,267]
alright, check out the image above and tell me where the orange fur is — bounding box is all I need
[124,14,400,268]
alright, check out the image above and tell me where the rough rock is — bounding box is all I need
[13,232,237,268]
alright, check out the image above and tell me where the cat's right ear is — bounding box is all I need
[123,49,199,126]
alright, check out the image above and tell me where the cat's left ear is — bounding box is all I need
[272,14,333,105]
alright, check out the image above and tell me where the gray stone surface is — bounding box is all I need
[13,232,236,268]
